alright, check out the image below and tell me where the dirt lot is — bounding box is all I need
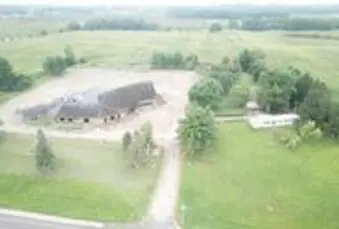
[0,68,197,142]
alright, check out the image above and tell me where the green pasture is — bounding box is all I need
[0,133,160,221]
[180,123,339,229]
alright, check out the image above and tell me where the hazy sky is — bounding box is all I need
[1,0,339,5]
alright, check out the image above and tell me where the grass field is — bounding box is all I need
[1,30,339,88]
[0,18,65,40]
[0,133,160,221]
[180,123,339,229]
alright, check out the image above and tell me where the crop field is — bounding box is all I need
[0,133,160,221]
[180,123,339,229]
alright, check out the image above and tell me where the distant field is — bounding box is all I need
[180,123,339,229]
[1,30,339,88]
[0,18,65,40]
[0,133,160,221]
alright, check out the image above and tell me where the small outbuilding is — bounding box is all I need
[246,101,260,116]
[248,113,299,129]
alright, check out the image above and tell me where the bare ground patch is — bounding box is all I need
[0,68,197,142]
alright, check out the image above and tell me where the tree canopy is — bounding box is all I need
[0,57,32,92]
[189,77,223,110]
[43,56,67,76]
[177,104,217,156]
[151,51,199,70]
[257,69,295,113]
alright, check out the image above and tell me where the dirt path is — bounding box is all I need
[146,139,182,223]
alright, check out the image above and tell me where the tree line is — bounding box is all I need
[177,55,243,156]
[167,5,339,20]
[241,18,339,31]
[67,18,159,31]
[238,48,339,139]
[177,47,339,157]
[150,51,199,70]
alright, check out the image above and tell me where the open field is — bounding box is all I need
[180,123,339,229]
[0,68,197,141]
[1,30,339,89]
[0,133,160,221]
[0,18,65,40]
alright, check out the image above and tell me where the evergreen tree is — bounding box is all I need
[35,129,55,175]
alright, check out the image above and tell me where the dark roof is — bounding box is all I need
[98,81,156,113]
[20,81,157,120]
[20,103,56,119]
[55,103,101,118]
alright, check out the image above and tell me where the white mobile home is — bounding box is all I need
[248,113,299,129]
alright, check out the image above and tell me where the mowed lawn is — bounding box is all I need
[0,133,160,222]
[180,123,339,229]
[1,30,339,88]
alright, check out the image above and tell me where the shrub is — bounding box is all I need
[43,56,67,76]
[40,30,48,36]
[122,131,132,152]
[64,45,77,67]
[209,22,222,33]
[151,51,198,70]
[79,57,87,64]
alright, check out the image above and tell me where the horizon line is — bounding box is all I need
[1,2,339,6]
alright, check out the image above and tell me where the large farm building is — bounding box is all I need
[19,81,159,123]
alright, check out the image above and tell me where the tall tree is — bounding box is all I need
[248,60,267,83]
[297,80,331,128]
[323,102,339,139]
[127,122,156,168]
[177,104,217,156]
[189,77,223,110]
[35,129,55,175]
[64,45,77,66]
[238,49,265,73]
[290,72,314,108]
[258,69,295,113]
[208,69,238,95]
[122,131,132,152]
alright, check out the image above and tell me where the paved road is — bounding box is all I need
[0,214,101,229]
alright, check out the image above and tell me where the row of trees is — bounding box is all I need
[177,56,245,156]
[67,18,159,32]
[0,58,32,92]
[151,51,199,70]
[241,18,339,31]
[43,45,84,76]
